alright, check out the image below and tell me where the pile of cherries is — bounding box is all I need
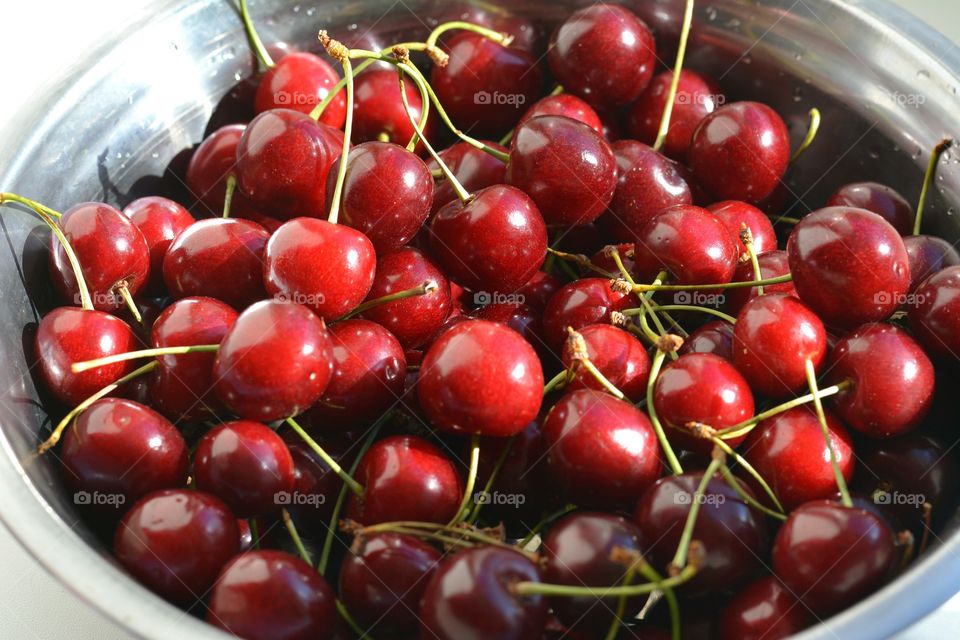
[6,2,960,639]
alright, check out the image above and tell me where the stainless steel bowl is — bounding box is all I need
[1,1,958,638]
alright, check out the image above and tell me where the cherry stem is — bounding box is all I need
[513,561,698,597]
[717,379,851,439]
[604,562,639,640]
[669,450,723,573]
[37,361,158,455]
[632,271,677,360]
[719,464,787,521]
[282,508,312,565]
[653,0,696,152]
[546,247,616,278]
[335,600,367,638]
[694,427,785,513]
[633,274,792,293]
[635,561,682,640]
[449,434,481,525]
[647,339,685,475]
[319,32,355,225]
[223,174,237,218]
[805,359,852,507]
[740,223,764,296]
[789,107,821,164]
[566,327,626,399]
[249,519,261,549]
[0,192,61,219]
[70,344,220,373]
[518,503,576,549]
[769,214,801,225]
[919,502,932,554]
[286,416,365,498]
[542,370,568,395]
[340,279,438,320]
[357,520,532,558]
[914,138,953,235]
[116,283,142,324]
[466,434,516,524]
[238,0,275,69]
[624,304,737,325]
[424,20,514,54]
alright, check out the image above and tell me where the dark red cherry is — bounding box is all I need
[431,32,543,137]
[679,320,735,360]
[542,277,631,350]
[826,182,913,235]
[186,124,265,217]
[339,533,442,636]
[50,202,150,310]
[263,217,376,319]
[36,307,139,406]
[352,68,434,152]
[548,4,655,107]
[723,250,796,315]
[280,431,349,531]
[543,390,661,509]
[689,101,790,202]
[150,296,237,421]
[236,108,344,219]
[561,323,650,401]
[507,115,617,227]
[904,235,960,292]
[787,206,910,329]
[60,398,188,508]
[213,300,334,421]
[516,94,603,136]
[444,5,543,54]
[772,500,897,615]
[207,550,336,640]
[742,407,855,511]
[418,320,543,437]
[254,52,346,129]
[475,302,545,351]
[909,265,960,359]
[419,546,548,640]
[707,200,777,256]
[163,218,269,309]
[429,141,508,215]
[472,419,549,528]
[122,197,194,295]
[346,434,463,525]
[720,576,811,640]
[114,489,239,605]
[429,184,547,293]
[627,70,722,161]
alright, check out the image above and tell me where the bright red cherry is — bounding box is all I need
[122,197,194,295]
[679,320,735,361]
[909,265,960,359]
[904,235,960,292]
[429,141,508,215]
[352,68,434,151]
[542,277,631,350]
[516,93,603,136]
[254,51,346,128]
[187,124,265,217]
[562,324,650,401]
[720,576,811,640]
[724,250,796,314]
[707,200,777,256]
[827,181,913,235]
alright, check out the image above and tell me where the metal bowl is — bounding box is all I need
[1,1,958,638]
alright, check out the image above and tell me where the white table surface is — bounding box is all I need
[2,0,960,638]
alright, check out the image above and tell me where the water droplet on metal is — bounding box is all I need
[917,69,930,79]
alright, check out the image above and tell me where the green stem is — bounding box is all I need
[450,434,481,525]
[514,564,697,598]
[282,508,312,565]
[542,370,568,395]
[719,464,787,521]
[71,344,220,373]
[629,304,737,325]
[634,274,793,293]
[424,20,514,50]
[467,435,516,524]
[238,0,274,69]
[546,247,616,278]
[914,138,953,235]
[741,224,764,296]
[805,359,851,507]
[603,564,638,640]
[335,600,370,639]
[670,455,722,571]
[653,0,696,152]
[0,192,61,219]
[341,280,437,320]
[223,174,236,218]
[647,350,684,475]
[789,107,821,164]
[115,284,142,324]
[717,379,851,439]
[518,504,576,548]
[638,563,681,640]
[709,435,784,513]
[325,52,354,225]
[286,417,365,498]
[249,518,260,550]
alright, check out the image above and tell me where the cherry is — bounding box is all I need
[506,115,617,227]
[548,4,655,108]
[429,140,508,215]
[909,265,960,359]
[346,434,463,525]
[719,575,811,640]
[352,68,435,152]
[263,217,376,319]
[475,302,545,351]
[360,247,452,349]
[473,419,549,527]
[542,277,631,350]
[543,389,661,509]
[60,398,188,508]
[689,101,790,202]
[114,489,239,605]
[707,200,777,256]
[163,218,269,309]
[679,320,735,361]
[235,108,344,219]
[742,406,855,511]
[281,430,349,531]
[787,206,910,329]
[904,235,960,292]
[186,124,265,217]
[515,94,604,136]
[429,184,547,293]
[419,545,548,640]
[255,51,346,129]
[826,323,934,437]
[772,500,897,616]
[206,550,337,640]
[634,472,768,595]
[590,242,636,276]
[121,197,194,295]
[213,300,334,422]
[627,70,723,161]
[826,181,913,235]
[36,307,139,406]
[430,32,543,137]
[561,324,650,401]
[723,250,796,315]
[418,320,543,437]
[444,6,543,54]
[339,533,442,636]
[150,296,238,421]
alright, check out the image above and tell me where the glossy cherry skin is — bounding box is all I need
[207,550,336,640]
[360,247,452,349]
[339,533,442,636]
[162,218,269,309]
[429,184,547,293]
[904,235,960,292]
[346,434,463,525]
[542,277,631,350]
[50,202,150,311]
[772,500,897,616]
[419,546,548,640]
[187,124,264,217]
[430,32,543,137]
[548,4,655,107]
[627,70,723,161]
[212,300,334,422]
[562,323,650,401]
[543,390,661,509]
[679,320,735,361]
[689,101,790,202]
[235,108,344,219]
[634,472,768,595]
[707,200,777,256]
[60,398,188,508]
[263,217,376,319]
[516,271,562,313]
[254,51,346,129]
[507,115,617,227]
[36,307,139,406]
[724,250,797,315]
[742,407,855,511]
[418,320,543,437]
[787,206,910,329]
[352,68,434,151]
[114,489,239,605]
[633,204,739,285]
[719,576,811,640]
[475,302,545,352]
[429,141,508,215]
[909,265,960,359]
[150,296,237,421]
[826,181,913,235]
[516,93,603,136]
[122,197,194,295]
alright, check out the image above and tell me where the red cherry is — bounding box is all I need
[418,320,543,437]
[428,141,508,215]
[186,124,265,217]
[679,320,735,361]
[548,4,655,108]
[905,235,960,292]
[352,68,434,152]
[207,550,336,640]
[255,52,346,129]
[122,197,194,295]
[689,101,790,202]
[561,324,650,401]
[507,115,617,226]
[706,200,777,256]
[542,277,631,350]
[213,300,334,422]
[114,489,239,605]
[515,271,562,313]
[723,250,796,315]
[475,302,545,352]
[719,576,811,640]
[516,94,603,136]
[444,6,543,54]
[909,265,960,359]
[826,181,913,235]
